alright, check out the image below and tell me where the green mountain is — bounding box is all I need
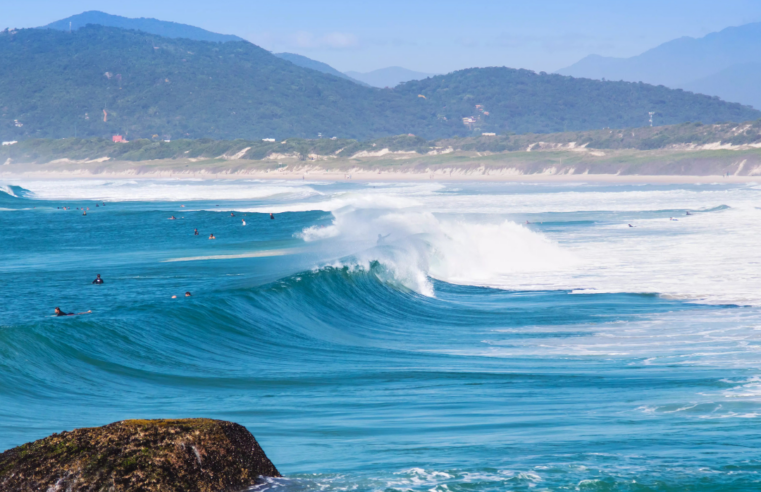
[1,26,757,141]
[399,68,760,134]
[43,10,244,43]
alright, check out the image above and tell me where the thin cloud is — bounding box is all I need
[292,31,359,49]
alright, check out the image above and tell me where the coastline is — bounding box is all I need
[3,146,761,184]
[2,168,759,184]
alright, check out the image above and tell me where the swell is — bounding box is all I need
[0,263,708,402]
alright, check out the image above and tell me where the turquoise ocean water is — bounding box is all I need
[1,179,761,491]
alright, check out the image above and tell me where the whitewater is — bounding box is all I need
[1,178,760,490]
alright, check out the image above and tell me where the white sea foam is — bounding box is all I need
[3,179,321,202]
[284,183,761,306]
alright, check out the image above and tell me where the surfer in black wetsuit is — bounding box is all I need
[230,212,235,217]
[194,228,199,235]
[92,274,104,285]
[270,213,274,220]
[55,307,91,316]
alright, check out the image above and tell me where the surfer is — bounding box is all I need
[628,224,635,228]
[55,307,91,316]
[242,219,246,226]
[169,216,176,220]
[92,274,104,285]
[194,228,199,235]
[82,210,87,216]
[270,213,274,220]
[686,211,692,216]
[377,233,391,244]
[209,233,216,240]
[185,292,192,297]
[231,212,235,217]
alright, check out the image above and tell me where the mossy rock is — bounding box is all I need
[0,418,280,491]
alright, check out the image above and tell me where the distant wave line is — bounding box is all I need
[164,248,301,262]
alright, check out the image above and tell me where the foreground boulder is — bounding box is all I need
[0,418,280,491]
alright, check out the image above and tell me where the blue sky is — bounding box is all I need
[5,0,761,73]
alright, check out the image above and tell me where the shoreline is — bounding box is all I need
[2,169,759,184]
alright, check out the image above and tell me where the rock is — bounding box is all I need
[0,418,280,492]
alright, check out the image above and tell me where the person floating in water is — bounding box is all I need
[96,204,99,207]
[242,219,246,226]
[82,210,87,216]
[230,212,235,217]
[55,307,91,316]
[194,228,199,235]
[92,274,104,285]
[270,213,275,220]
[209,233,216,239]
[169,216,176,220]
[185,292,192,297]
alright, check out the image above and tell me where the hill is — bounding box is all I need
[345,66,437,88]
[682,63,761,111]
[0,26,758,141]
[273,52,366,85]
[557,22,761,108]
[399,67,760,134]
[0,25,455,141]
[43,10,244,43]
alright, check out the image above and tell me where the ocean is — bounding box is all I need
[1,178,760,491]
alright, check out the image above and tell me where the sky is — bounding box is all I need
[5,0,761,74]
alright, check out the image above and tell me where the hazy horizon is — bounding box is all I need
[5,0,761,74]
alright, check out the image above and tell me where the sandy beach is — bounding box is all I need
[3,168,759,184]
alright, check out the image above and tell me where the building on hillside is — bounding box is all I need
[2,141,18,146]
[462,117,477,129]
[262,138,276,142]
[13,119,23,127]
[482,133,496,136]
[112,135,125,143]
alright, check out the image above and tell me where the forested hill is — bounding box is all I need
[401,68,760,134]
[43,10,245,43]
[1,26,758,141]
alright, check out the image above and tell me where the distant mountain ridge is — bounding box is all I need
[43,10,244,43]
[273,53,367,85]
[557,22,761,108]
[1,23,757,142]
[345,67,438,88]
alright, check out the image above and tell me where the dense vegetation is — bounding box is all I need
[1,26,758,142]
[44,10,244,43]
[399,68,760,134]
[5,121,761,164]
